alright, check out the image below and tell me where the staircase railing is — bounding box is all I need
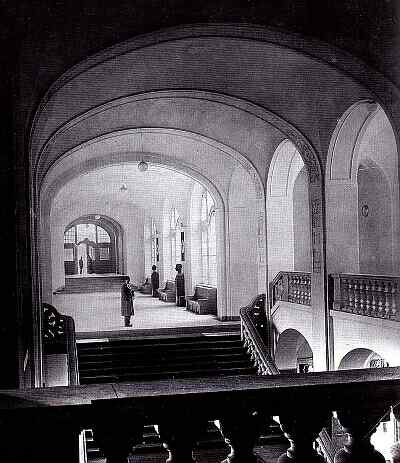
[240,294,279,375]
[240,292,337,462]
[270,271,312,308]
[43,303,79,386]
[1,367,399,462]
[330,273,400,321]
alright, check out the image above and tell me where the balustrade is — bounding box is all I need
[240,294,279,375]
[0,368,399,463]
[270,272,312,308]
[330,274,400,321]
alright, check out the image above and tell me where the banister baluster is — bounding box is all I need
[277,409,330,462]
[334,408,386,463]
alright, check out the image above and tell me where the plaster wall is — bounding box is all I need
[358,166,392,274]
[293,169,311,272]
[228,167,259,317]
[331,311,400,369]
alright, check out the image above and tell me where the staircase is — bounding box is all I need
[77,332,257,384]
[77,331,286,461]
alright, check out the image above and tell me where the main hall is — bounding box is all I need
[3,2,400,462]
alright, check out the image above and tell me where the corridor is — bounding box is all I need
[53,291,229,334]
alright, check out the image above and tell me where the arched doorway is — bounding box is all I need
[275,328,314,373]
[266,140,312,282]
[338,348,389,370]
[63,216,122,276]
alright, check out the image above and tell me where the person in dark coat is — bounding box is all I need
[79,256,84,274]
[151,265,160,297]
[175,263,185,306]
[121,277,135,327]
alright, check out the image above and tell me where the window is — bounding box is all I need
[76,223,96,243]
[99,247,109,260]
[151,220,159,265]
[200,190,216,285]
[96,226,110,243]
[64,228,75,243]
[64,223,110,245]
[169,208,184,276]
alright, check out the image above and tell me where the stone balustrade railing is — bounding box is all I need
[270,272,312,308]
[0,368,399,462]
[330,273,400,322]
[240,294,279,375]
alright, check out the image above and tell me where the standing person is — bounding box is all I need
[79,256,84,274]
[175,263,185,306]
[151,265,160,298]
[121,277,135,327]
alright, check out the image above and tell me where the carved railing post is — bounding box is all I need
[277,410,331,463]
[334,408,386,463]
[0,409,82,463]
[92,403,143,463]
[157,416,203,463]
[217,409,262,463]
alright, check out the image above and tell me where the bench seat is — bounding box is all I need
[159,280,176,302]
[186,285,217,315]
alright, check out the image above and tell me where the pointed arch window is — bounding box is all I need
[169,208,185,275]
[151,219,159,265]
[200,190,216,285]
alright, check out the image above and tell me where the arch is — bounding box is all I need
[64,214,124,275]
[275,328,313,373]
[28,29,332,383]
[326,101,400,274]
[338,348,387,370]
[266,139,312,282]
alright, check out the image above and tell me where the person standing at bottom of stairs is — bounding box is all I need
[121,277,135,327]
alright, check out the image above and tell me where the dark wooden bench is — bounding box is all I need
[186,285,217,315]
[159,280,176,302]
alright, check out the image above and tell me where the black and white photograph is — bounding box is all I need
[1,1,400,462]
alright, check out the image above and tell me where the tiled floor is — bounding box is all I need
[53,292,228,333]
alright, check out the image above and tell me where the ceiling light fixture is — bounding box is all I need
[138,160,149,172]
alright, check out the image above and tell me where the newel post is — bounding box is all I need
[334,408,386,463]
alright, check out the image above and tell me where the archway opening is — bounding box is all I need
[275,328,313,373]
[338,348,388,370]
[64,215,121,277]
[44,162,224,333]
[266,140,312,283]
